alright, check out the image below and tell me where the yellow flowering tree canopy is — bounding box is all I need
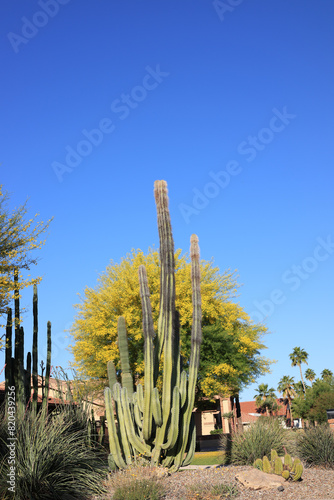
[70,248,272,398]
[0,185,52,322]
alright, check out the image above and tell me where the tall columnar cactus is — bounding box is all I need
[32,284,39,416]
[42,321,52,413]
[4,273,52,417]
[5,308,13,395]
[104,180,202,472]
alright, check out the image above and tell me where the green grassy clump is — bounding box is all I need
[112,478,164,500]
[189,482,238,499]
[296,424,334,468]
[0,408,107,499]
[223,417,291,466]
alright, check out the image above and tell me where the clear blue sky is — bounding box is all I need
[1,0,333,402]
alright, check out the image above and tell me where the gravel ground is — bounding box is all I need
[163,465,334,500]
[99,463,334,499]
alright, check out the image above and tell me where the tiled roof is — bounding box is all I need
[240,399,286,423]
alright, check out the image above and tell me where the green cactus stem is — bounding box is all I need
[291,457,301,472]
[262,455,272,474]
[107,360,117,390]
[274,457,283,475]
[113,383,132,465]
[104,387,126,469]
[271,449,278,465]
[42,321,51,413]
[151,387,162,427]
[138,265,155,441]
[117,317,134,400]
[253,458,263,471]
[284,453,293,469]
[32,284,38,416]
[103,181,202,472]
[291,462,303,481]
[17,327,25,419]
[5,308,13,397]
[120,387,151,456]
[25,351,31,405]
[282,470,290,480]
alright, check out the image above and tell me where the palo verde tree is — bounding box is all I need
[0,185,52,327]
[70,251,272,399]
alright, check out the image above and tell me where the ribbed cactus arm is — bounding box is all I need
[32,285,38,415]
[5,308,13,396]
[189,234,202,372]
[104,387,126,469]
[136,384,144,413]
[161,385,180,450]
[107,360,117,392]
[179,370,188,408]
[154,180,175,380]
[113,382,133,465]
[154,180,176,443]
[133,401,143,430]
[120,387,151,456]
[180,414,196,467]
[151,387,162,427]
[117,317,134,400]
[42,321,52,412]
[139,265,154,441]
[170,234,202,470]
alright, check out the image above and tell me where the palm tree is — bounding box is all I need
[289,347,308,393]
[254,383,277,416]
[305,368,316,385]
[293,381,304,397]
[277,375,296,427]
[321,369,333,380]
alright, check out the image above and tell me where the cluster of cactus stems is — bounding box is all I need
[253,449,303,481]
[104,180,202,472]
[4,271,52,418]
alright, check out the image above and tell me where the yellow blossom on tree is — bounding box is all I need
[70,248,273,398]
[0,185,52,333]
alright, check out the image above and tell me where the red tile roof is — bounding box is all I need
[240,399,286,423]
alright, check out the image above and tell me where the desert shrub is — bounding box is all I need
[224,417,290,465]
[211,483,239,498]
[296,424,334,468]
[189,482,238,499]
[210,428,224,435]
[112,478,164,500]
[107,465,168,500]
[0,409,107,499]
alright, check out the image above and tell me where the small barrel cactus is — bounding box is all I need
[253,452,303,482]
[284,453,293,468]
[282,470,290,480]
[274,457,283,475]
[291,459,303,481]
[253,458,263,471]
[270,449,278,465]
[262,455,272,474]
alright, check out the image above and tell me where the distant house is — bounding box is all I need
[0,375,105,418]
[193,396,288,436]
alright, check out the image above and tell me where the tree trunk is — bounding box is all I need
[288,396,293,427]
[235,394,243,433]
[299,364,306,393]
